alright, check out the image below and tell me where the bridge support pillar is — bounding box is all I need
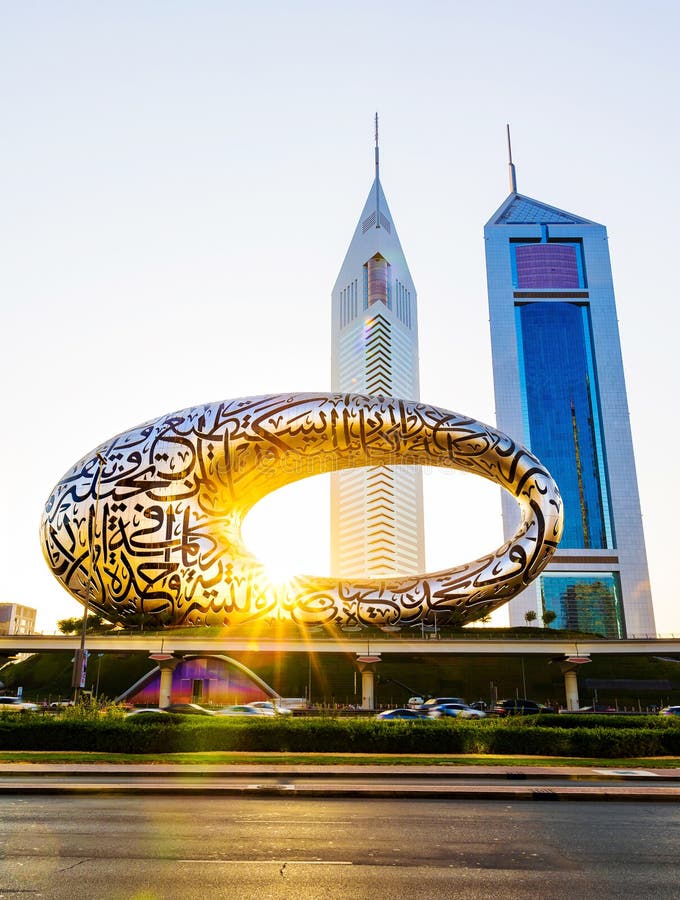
[563,669,579,711]
[355,654,381,710]
[157,657,180,708]
[558,655,591,711]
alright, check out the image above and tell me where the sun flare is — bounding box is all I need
[241,475,332,582]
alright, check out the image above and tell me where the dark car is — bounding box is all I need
[161,703,216,716]
[493,699,553,716]
[376,708,428,720]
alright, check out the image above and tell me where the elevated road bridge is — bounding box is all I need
[1,634,678,711]
[1,634,678,656]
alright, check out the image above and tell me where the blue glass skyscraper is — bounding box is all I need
[485,138,655,637]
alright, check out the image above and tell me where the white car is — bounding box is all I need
[125,708,169,718]
[248,701,293,716]
[0,696,38,712]
[215,705,274,716]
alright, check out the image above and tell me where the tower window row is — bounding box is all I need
[395,279,412,328]
[340,279,360,328]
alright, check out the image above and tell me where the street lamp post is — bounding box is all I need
[94,653,104,699]
[72,452,106,704]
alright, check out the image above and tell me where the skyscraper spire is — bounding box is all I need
[375,112,380,227]
[506,123,517,193]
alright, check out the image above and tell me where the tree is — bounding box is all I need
[57,613,112,634]
[542,609,557,628]
[524,610,538,625]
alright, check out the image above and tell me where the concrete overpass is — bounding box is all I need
[2,634,679,656]
[2,634,678,710]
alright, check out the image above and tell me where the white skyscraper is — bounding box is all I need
[330,121,424,577]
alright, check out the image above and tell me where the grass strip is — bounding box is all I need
[0,751,678,768]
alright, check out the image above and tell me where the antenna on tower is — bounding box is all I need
[375,112,379,165]
[506,123,517,194]
[375,112,381,227]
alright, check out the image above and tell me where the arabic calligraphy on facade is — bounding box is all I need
[41,393,563,628]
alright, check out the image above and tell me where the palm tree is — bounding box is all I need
[524,610,538,625]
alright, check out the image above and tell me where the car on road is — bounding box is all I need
[125,708,170,718]
[492,699,555,716]
[247,701,293,716]
[376,708,428,720]
[161,703,216,716]
[428,703,487,719]
[215,705,273,716]
[660,706,680,716]
[419,697,467,711]
[0,696,38,712]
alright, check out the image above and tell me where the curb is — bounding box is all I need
[0,781,678,801]
[0,764,679,801]
[0,763,679,780]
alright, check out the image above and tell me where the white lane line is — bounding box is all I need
[592,769,660,777]
[176,859,353,866]
[246,783,296,791]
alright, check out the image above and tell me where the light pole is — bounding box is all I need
[72,451,106,704]
[307,654,312,706]
[94,653,104,699]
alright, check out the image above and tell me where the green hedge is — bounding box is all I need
[500,714,679,730]
[1,714,679,757]
[486,725,680,757]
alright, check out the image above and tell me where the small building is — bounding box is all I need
[0,603,37,635]
[117,654,278,707]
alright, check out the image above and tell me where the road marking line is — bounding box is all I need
[176,859,353,866]
[593,769,660,777]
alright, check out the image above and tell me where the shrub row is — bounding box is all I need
[1,716,680,757]
[502,714,679,730]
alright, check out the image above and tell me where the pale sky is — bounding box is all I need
[1,1,678,634]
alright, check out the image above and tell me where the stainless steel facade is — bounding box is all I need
[41,393,562,629]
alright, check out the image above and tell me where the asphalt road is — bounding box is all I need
[0,796,678,899]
